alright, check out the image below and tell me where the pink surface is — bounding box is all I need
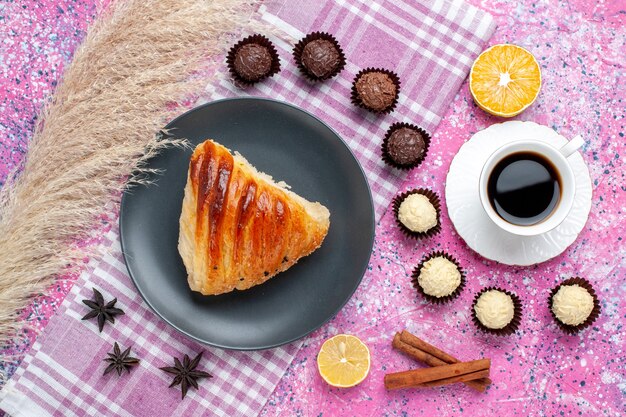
[0,0,105,377]
[1,0,625,416]
[1,2,496,415]
[257,1,626,415]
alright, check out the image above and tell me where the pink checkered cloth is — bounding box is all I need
[210,0,496,218]
[0,1,495,416]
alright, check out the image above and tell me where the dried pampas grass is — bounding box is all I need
[0,0,263,364]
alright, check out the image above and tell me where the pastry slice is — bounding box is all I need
[178,139,330,295]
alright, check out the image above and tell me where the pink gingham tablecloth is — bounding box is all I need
[0,0,495,415]
[210,0,497,219]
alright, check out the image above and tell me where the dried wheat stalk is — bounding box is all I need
[0,0,263,368]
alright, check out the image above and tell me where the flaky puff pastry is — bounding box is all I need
[178,140,330,295]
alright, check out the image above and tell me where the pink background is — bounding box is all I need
[1,0,624,416]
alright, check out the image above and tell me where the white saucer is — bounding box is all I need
[445,121,592,266]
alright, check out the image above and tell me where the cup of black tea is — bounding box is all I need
[478,135,584,236]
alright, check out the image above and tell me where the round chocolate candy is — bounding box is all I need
[381,122,430,170]
[234,44,272,82]
[302,40,340,78]
[293,32,345,81]
[351,69,400,113]
[227,34,280,85]
[388,127,425,165]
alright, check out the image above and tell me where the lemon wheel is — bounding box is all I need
[470,44,541,118]
[317,334,370,388]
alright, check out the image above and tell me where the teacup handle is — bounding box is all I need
[559,135,584,158]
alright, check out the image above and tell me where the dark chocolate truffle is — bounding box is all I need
[293,32,345,81]
[351,69,400,113]
[302,40,340,78]
[234,44,272,82]
[356,72,395,110]
[227,35,280,85]
[388,128,425,165]
[382,123,431,170]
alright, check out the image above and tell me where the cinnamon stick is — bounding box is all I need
[392,333,445,367]
[400,330,492,391]
[399,330,456,363]
[392,333,490,392]
[418,369,490,388]
[384,358,490,390]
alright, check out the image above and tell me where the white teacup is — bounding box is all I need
[478,135,584,236]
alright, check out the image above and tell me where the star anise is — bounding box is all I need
[81,287,125,332]
[160,352,212,399]
[103,342,140,376]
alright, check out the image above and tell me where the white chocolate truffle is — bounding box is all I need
[418,256,461,298]
[474,290,515,329]
[552,284,594,326]
[398,193,437,233]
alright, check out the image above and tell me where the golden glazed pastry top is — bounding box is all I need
[178,139,330,295]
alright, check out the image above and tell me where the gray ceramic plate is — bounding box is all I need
[120,97,375,350]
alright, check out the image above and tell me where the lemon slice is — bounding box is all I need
[470,44,541,117]
[317,334,370,388]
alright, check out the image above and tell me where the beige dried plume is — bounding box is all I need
[0,0,263,370]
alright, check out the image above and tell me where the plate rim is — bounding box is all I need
[119,97,375,350]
